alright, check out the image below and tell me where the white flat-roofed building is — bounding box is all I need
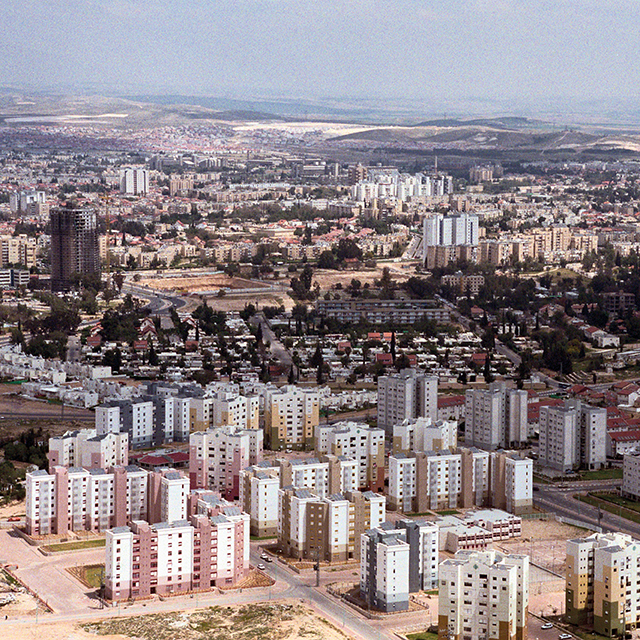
[392,417,457,455]
[539,400,606,472]
[278,486,385,561]
[240,465,280,537]
[361,519,438,612]
[48,428,128,471]
[377,369,438,433]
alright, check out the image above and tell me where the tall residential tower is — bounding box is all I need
[50,207,100,291]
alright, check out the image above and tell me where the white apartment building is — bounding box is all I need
[160,471,189,524]
[210,389,259,430]
[465,383,528,450]
[377,369,438,432]
[189,426,263,500]
[539,400,606,472]
[240,465,280,537]
[360,519,439,612]
[48,429,128,471]
[279,456,359,498]
[439,549,529,640]
[264,385,320,450]
[388,453,417,512]
[423,213,479,249]
[119,167,149,195]
[392,417,457,454]
[105,510,249,601]
[622,450,640,500]
[314,421,385,491]
[95,399,154,448]
[388,449,532,515]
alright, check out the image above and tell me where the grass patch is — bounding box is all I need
[576,494,640,525]
[250,535,277,541]
[68,563,105,589]
[406,632,438,640]
[43,538,105,552]
[578,468,623,481]
[435,509,459,516]
[1,568,21,588]
[590,492,640,513]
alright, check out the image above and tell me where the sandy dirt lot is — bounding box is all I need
[0,602,353,640]
[500,518,585,577]
[202,291,296,313]
[140,274,271,294]
[0,499,25,519]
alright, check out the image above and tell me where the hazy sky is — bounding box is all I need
[2,0,639,110]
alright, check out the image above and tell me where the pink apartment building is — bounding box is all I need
[189,426,262,500]
[25,466,189,536]
[105,509,249,601]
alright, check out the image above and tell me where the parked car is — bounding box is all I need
[257,563,266,570]
[559,633,572,639]
[541,624,553,630]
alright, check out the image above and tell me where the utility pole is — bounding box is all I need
[314,546,320,587]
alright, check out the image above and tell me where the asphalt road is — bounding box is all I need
[123,282,187,316]
[534,479,640,538]
[253,312,295,374]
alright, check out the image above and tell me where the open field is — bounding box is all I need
[0,499,25,519]
[82,602,351,640]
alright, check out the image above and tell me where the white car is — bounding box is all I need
[257,563,266,570]
[559,634,572,639]
[260,553,269,560]
[541,624,553,630]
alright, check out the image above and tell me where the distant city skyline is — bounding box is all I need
[2,0,640,118]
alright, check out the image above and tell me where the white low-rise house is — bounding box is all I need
[609,430,640,458]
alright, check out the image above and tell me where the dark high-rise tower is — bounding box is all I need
[50,207,100,291]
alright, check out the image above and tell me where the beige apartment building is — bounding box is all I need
[439,549,529,640]
[566,532,640,636]
[278,487,385,562]
[264,385,320,450]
